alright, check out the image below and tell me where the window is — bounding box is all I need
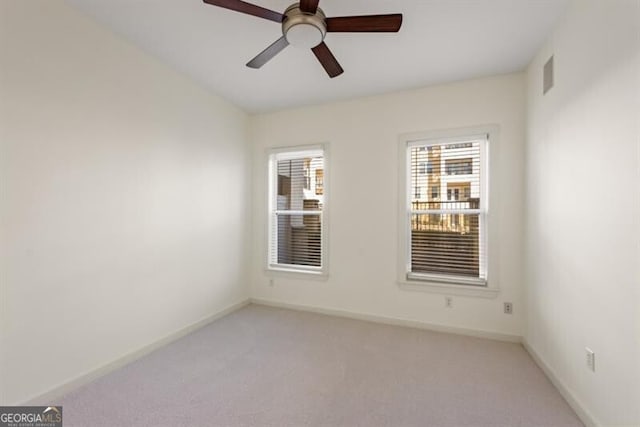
[315,169,324,195]
[445,158,473,175]
[403,134,488,286]
[303,159,311,190]
[268,146,326,274]
[418,162,427,175]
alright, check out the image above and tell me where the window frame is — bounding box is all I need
[397,126,499,297]
[266,144,328,276]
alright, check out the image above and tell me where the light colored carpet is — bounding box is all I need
[59,304,583,426]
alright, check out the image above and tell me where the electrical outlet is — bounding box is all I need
[445,296,453,308]
[586,348,595,372]
[504,302,513,314]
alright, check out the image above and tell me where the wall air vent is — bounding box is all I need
[543,55,554,95]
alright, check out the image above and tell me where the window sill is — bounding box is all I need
[397,280,500,298]
[265,267,329,281]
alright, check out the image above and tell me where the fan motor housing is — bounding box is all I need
[282,4,326,48]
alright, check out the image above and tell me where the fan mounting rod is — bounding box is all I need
[282,4,326,48]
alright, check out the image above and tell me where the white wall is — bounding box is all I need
[0,1,250,405]
[250,73,526,337]
[525,0,640,425]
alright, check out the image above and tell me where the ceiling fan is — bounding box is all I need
[202,0,403,78]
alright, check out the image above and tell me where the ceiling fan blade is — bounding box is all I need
[246,36,289,69]
[311,42,344,78]
[326,14,403,32]
[203,0,284,23]
[299,0,320,14]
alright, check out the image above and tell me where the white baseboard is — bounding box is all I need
[522,340,599,427]
[22,299,250,406]
[250,298,522,343]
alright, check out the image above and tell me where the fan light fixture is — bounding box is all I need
[283,5,326,48]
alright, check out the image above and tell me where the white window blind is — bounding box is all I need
[407,135,488,285]
[268,148,325,273]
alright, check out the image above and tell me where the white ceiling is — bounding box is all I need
[65,0,568,113]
